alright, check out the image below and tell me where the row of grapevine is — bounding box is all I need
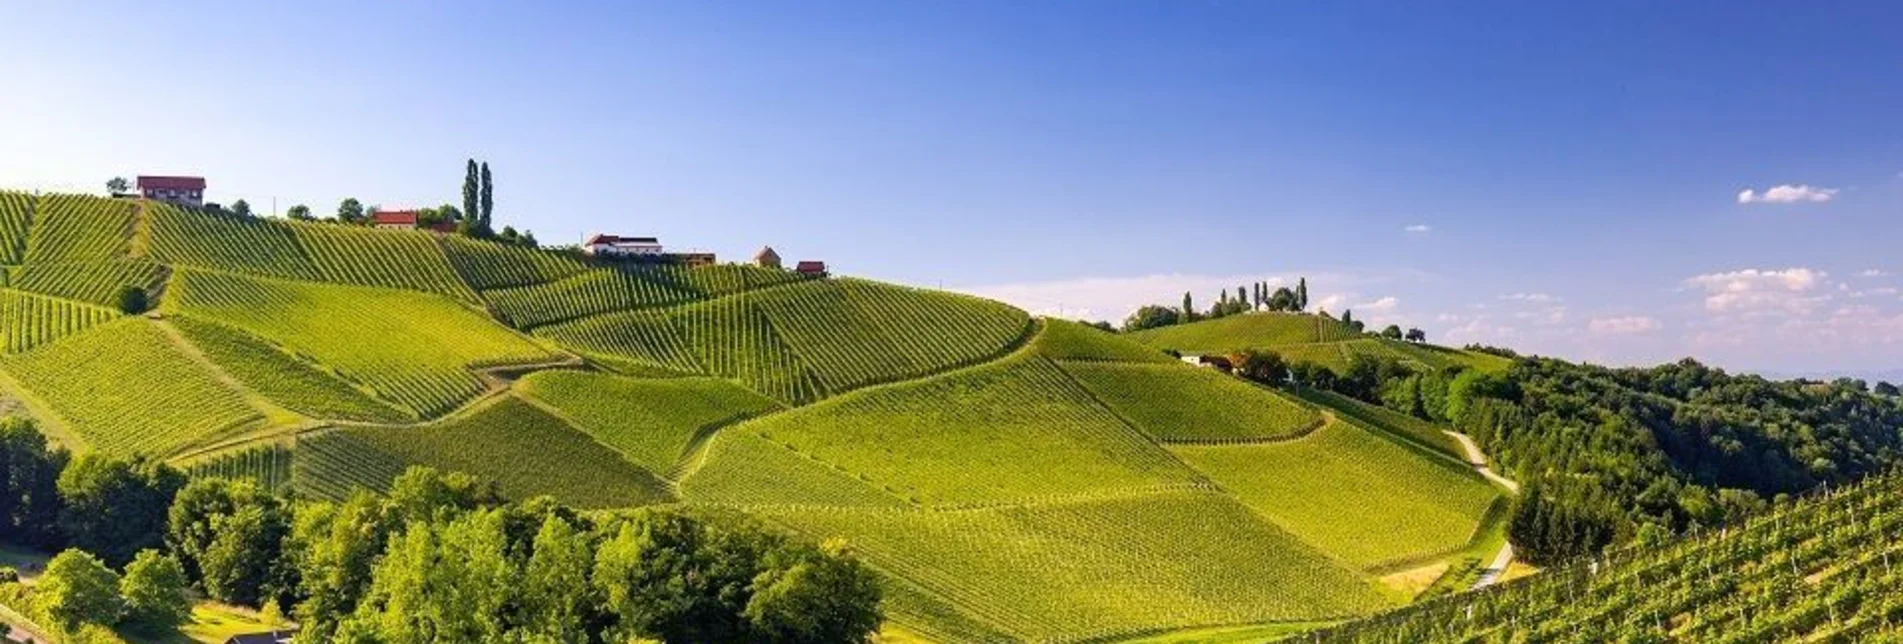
[720,353,1197,507]
[1313,472,1903,642]
[1172,418,1500,569]
[286,221,480,302]
[293,430,412,501]
[484,268,699,328]
[680,430,913,507]
[756,489,1390,642]
[22,193,136,264]
[7,258,165,308]
[439,235,590,290]
[1292,387,1467,458]
[306,397,672,509]
[185,443,295,493]
[145,201,322,280]
[169,315,414,423]
[537,279,1027,405]
[0,191,32,264]
[0,318,266,457]
[1033,318,1177,363]
[514,370,779,474]
[0,288,119,353]
[168,269,556,417]
[1061,361,1323,442]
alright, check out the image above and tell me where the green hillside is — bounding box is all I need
[1127,311,1511,373]
[0,191,1511,642]
[1317,472,1903,642]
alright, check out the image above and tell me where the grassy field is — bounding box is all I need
[0,318,266,456]
[758,489,1391,642]
[725,352,1199,507]
[1061,361,1322,442]
[297,397,670,508]
[515,369,780,475]
[1172,418,1500,569]
[167,269,557,417]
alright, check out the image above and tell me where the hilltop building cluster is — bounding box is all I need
[582,235,826,275]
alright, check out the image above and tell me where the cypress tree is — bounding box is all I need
[1297,278,1309,311]
[479,162,494,233]
[461,159,478,232]
[1182,292,1194,322]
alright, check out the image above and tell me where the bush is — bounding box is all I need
[116,286,148,315]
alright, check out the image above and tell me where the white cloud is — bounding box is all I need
[1736,184,1838,204]
[1589,316,1662,335]
[1861,269,1891,278]
[1682,268,1828,314]
[1356,296,1399,313]
[1403,224,1431,234]
[954,271,1384,325]
[1501,292,1561,303]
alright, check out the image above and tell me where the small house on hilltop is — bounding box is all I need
[137,175,206,206]
[584,234,664,258]
[1180,354,1233,373]
[795,260,828,277]
[754,246,782,269]
[679,252,717,268]
[371,210,419,229]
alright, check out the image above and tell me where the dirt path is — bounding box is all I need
[1444,430,1520,494]
[1443,430,1521,589]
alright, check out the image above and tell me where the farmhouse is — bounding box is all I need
[754,246,782,269]
[584,234,664,257]
[370,210,419,229]
[678,252,717,268]
[137,175,206,206]
[795,260,828,277]
[1180,354,1233,373]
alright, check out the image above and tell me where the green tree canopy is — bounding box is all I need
[120,549,191,631]
[37,549,123,630]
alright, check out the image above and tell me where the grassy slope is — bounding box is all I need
[1061,361,1322,442]
[1035,318,1177,363]
[1125,312,1509,373]
[298,397,670,508]
[759,489,1390,642]
[1292,387,1466,459]
[723,351,1199,507]
[166,269,556,417]
[514,369,780,475]
[0,318,266,456]
[1172,418,1500,570]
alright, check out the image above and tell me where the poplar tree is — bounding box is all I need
[1297,278,1309,311]
[463,159,479,232]
[479,162,494,233]
[1182,292,1194,322]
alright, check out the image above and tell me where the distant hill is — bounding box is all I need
[1126,311,1513,373]
[0,191,1511,641]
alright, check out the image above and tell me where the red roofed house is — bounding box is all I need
[371,210,419,229]
[583,234,664,258]
[137,176,206,206]
[795,261,828,277]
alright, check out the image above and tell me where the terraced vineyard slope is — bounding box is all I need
[0,189,1512,642]
[1128,312,1512,374]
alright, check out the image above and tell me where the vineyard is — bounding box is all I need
[1061,361,1323,442]
[1126,312,1511,375]
[757,489,1392,642]
[1313,472,1903,642]
[721,352,1199,507]
[0,188,1528,642]
[297,397,671,509]
[166,269,557,417]
[514,369,780,475]
[0,318,266,456]
[1172,418,1502,569]
[1292,387,1466,458]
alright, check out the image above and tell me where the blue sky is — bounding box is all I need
[3,1,1901,375]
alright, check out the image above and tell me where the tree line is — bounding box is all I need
[0,419,882,643]
[1222,344,1903,566]
[1119,277,1313,332]
[106,160,540,248]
